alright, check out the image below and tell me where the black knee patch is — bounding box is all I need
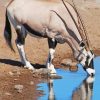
[16,27,27,44]
[48,38,57,49]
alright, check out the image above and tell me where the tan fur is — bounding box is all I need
[7,0,82,50]
[5,0,95,76]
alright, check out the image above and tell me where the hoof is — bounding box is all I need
[47,64,56,74]
[24,61,34,70]
[50,69,56,74]
[24,66,34,70]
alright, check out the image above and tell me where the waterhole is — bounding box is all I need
[37,56,100,100]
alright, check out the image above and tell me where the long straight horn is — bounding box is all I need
[50,10,68,32]
[50,10,78,50]
[71,0,92,50]
[61,0,80,33]
[61,0,90,50]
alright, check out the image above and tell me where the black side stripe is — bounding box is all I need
[23,24,46,37]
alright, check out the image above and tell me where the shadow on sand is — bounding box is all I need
[0,58,46,69]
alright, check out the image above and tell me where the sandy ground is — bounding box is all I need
[0,0,100,100]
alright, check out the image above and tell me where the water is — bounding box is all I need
[37,56,100,100]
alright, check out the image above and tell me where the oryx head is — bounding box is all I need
[52,0,95,76]
[77,44,95,76]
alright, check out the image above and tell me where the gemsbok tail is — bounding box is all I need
[4,10,15,52]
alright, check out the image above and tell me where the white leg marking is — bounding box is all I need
[86,68,95,76]
[16,44,34,70]
[17,25,21,30]
[47,48,56,74]
[49,48,55,60]
[49,79,54,100]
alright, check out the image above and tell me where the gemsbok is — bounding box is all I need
[4,0,95,76]
[47,76,94,100]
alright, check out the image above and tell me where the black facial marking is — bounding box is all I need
[85,55,94,69]
[80,41,85,47]
[89,59,94,69]
[90,50,94,55]
[85,56,90,68]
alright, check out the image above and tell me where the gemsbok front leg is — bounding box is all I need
[46,38,57,74]
[15,25,34,70]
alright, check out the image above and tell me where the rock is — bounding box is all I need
[71,62,77,66]
[8,71,14,76]
[5,92,12,96]
[12,70,21,75]
[14,84,24,93]
[33,68,51,74]
[49,74,62,79]
[69,62,78,72]
[30,81,34,85]
[66,59,73,66]
[16,71,21,75]
[40,69,51,74]
[61,59,72,66]
[14,79,18,81]
[33,68,51,78]
[8,70,21,76]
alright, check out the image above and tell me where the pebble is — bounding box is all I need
[69,62,78,72]
[66,59,73,66]
[33,68,51,74]
[8,71,14,76]
[12,70,21,75]
[49,74,62,79]
[8,70,21,76]
[5,92,12,96]
[61,59,72,66]
[14,79,18,81]
[14,84,24,93]
[30,81,34,85]
[71,62,77,66]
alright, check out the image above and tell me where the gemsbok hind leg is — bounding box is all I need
[46,38,57,74]
[15,25,34,70]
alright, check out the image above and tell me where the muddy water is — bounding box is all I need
[37,57,100,100]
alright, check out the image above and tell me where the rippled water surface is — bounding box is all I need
[37,56,100,100]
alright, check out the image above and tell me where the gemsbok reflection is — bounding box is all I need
[37,66,95,100]
[48,79,55,100]
[38,75,94,100]
[72,76,94,100]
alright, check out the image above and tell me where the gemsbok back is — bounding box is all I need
[4,0,95,76]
